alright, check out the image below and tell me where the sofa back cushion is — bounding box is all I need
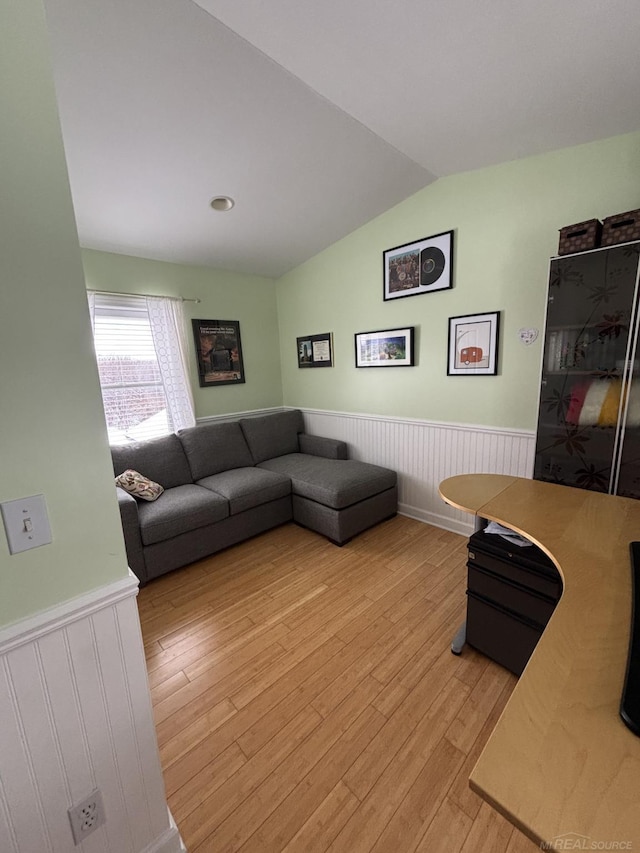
[239,409,304,464]
[111,434,192,489]
[178,421,254,480]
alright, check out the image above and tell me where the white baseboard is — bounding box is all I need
[140,811,185,853]
[398,505,475,537]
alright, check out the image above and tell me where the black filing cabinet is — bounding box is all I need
[466,528,562,675]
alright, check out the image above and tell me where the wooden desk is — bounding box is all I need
[439,474,640,848]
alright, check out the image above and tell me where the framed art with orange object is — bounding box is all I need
[447,311,499,375]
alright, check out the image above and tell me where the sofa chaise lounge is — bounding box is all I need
[112,409,397,585]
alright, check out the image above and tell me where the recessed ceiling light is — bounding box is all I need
[210,195,235,212]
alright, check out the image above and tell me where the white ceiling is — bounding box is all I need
[43,0,640,279]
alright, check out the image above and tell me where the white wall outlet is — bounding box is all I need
[68,789,106,845]
[0,494,52,554]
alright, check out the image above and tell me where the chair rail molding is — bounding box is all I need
[196,405,285,424]
[298,407,536,536]
[0,576,184,853]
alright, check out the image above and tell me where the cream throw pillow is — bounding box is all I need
[115,469,164,501]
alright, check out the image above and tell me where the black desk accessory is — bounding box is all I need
[620,542,640,736]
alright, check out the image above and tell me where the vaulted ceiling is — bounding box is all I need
[43,0,640,277]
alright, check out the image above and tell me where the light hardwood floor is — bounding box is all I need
[137,516,540,853]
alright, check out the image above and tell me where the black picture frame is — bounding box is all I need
[354,327,415,367]
[383,230,454,301]
[447,311,500,376]
[297,333,334,368]
[192,319,246,387]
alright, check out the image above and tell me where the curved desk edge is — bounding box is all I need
[438,473,518,516]
[439,474,640,848]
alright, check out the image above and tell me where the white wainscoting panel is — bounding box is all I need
[0,576,183,853]
[300,408,536,536]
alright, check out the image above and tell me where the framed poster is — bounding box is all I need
[297,332,333,368]
[383,230,453,301]
[447,311,500,376]
[354,327,415,367]
[192,319,245,387]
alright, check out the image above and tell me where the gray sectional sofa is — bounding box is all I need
[111,409,397,585]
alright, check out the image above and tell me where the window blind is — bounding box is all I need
[92,294,170,444]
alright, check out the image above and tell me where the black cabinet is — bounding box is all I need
[465,529,562,675]
[534,243,640,497]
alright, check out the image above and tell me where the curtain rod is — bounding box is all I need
[90,288,201,304]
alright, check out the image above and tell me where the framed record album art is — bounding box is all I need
[383,230,453,301]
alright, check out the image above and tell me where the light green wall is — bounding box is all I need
[4,0,634,632]
[276,132,640,430]
[0,0,129,626]
[81,249,283,419]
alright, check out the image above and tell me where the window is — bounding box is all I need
[89,292,195,444]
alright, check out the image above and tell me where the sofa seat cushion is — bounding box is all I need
[257,454,396,510]
[138,485,229,546]
[197,468,291,515]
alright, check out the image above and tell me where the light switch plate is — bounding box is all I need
[1,494,52,554]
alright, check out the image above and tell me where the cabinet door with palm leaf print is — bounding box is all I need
[534,243,640,494]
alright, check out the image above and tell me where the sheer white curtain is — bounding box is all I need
[146,296,196,432]
[86,290,95,332]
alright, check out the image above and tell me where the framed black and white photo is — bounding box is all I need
[297,332,333,368]
[354,327,415,367]
[383,230,453,301]
[192,319,246,387]
[447,311,500,376]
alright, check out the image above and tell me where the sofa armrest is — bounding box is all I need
[115,487,148,585]
[299,433,348,460]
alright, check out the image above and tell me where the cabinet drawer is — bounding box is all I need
[466,591,543,676]
[468,533,561,600]
[467,564,557,627]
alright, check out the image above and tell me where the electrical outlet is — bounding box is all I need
[68,789,105,845]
